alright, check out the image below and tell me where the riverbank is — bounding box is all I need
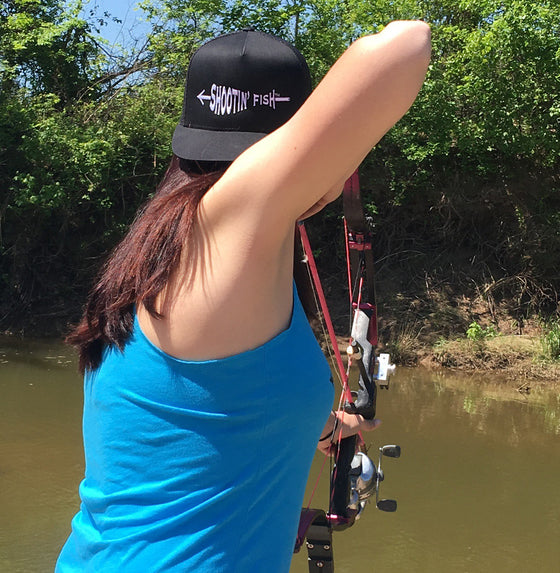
[421,333,560,389]
[328,330,560,392]
[328,288,560,390]
[405,330,560,392]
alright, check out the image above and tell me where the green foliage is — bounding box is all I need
[540,321,560,361]
[2,0,560,333]
[0,0,103,101]
[380,0,560,182]
[0,1,182,330]
[466,321,497,342]
[139,0,224,78]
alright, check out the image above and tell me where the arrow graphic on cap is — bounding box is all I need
[197,90,212,105]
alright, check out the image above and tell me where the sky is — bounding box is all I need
[80,0,150,48]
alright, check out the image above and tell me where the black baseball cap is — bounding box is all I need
[172,29,312,162]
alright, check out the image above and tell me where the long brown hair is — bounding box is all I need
[67,156,225,373]
[68,155,318,374]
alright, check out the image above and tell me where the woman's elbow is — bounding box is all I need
[383,20,432,63]
[407,21,432,63]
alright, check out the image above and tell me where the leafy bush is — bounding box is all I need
[540,322,560,361]
[466,321,497,342]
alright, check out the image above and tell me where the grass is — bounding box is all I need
[540,321,560,361]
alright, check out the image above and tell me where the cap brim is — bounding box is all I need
[172,124,267,162]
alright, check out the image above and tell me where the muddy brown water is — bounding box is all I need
[1,337,559,572]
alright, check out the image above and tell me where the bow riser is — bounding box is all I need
[345,307,377,420]
[329,309,377,530]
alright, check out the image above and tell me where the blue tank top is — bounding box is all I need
[56,288,333,572]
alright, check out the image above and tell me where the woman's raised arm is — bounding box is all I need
[211,21,431,234]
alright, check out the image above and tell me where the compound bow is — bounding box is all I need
[294,171,400,572]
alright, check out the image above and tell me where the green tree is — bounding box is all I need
[0,0,102,101]
[0,1,171,330]
[2,0,560,334]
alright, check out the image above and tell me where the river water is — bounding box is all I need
[1,337,559,572]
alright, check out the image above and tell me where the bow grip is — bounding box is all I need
[329,434,358,528]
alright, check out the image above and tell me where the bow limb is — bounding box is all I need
[342,170,379,416]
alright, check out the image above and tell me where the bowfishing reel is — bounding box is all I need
[346,444,401,519]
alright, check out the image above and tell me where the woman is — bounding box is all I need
[57,24,430,572]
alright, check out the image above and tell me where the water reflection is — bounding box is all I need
[0,338,559,572]
[0,337,83,573]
